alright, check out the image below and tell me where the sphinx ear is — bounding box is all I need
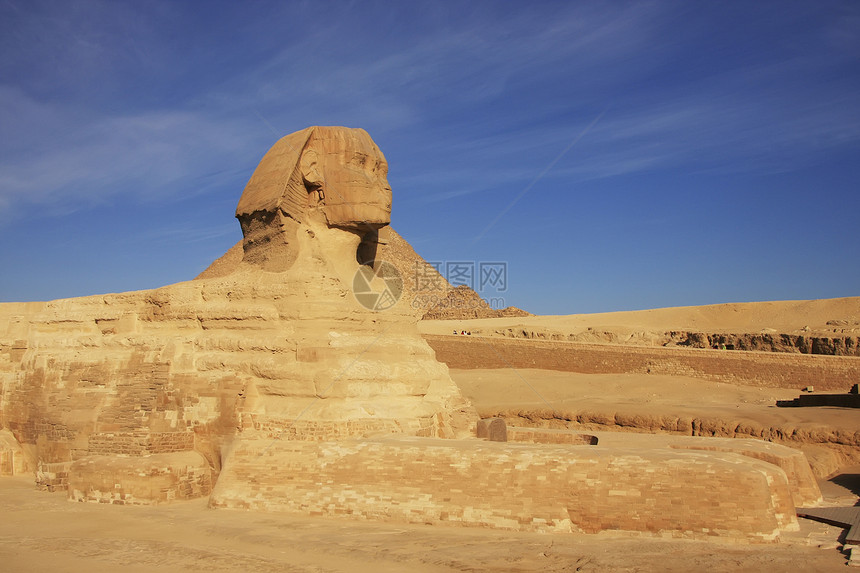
[300,148,324,190]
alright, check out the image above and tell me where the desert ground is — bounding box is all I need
[6,477,859,573]
[0,464,855,573]
[418,297,860,345]
[2,332,859,570]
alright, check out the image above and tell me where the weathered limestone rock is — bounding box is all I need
[211,435,799,542]
[69,451,212,505]
[234,126,392,273]
[0,428,32,476]
[0,126,476,506]
[476,417,507,441]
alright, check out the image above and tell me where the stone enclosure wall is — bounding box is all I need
[68,451,212,505]
[0,429,31,476]
[210,436,799,542]
[424,335,860,392]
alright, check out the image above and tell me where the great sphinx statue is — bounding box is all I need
[0,126,475,503]
[216,126,476,441]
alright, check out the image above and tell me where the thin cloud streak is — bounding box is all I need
[472,110,606,245]
[0,98,260,214]
[141,223,239,246]
[7,2,849,216]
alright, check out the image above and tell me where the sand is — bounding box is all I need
[1,366,858,571]
[450,368,860,434]
[0,474,852,573]
[3,296,859,569]
[419,297,860,337]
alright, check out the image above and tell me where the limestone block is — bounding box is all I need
[35,461,71,492]
[476,417,507,442]
[668,436,822,507]
[0,429,32,476]
[507,426,598,445]
[211,436,798,542]
[849,545,860,567]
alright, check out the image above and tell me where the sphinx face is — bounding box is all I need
[235,126,394,272]
[310,127,392,231]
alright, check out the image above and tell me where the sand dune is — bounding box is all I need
[422,297,860,335]
[420,297,860,356]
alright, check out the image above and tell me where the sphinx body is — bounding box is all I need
[0,126,474,503]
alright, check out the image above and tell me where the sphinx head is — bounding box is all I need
[235,126,392,271]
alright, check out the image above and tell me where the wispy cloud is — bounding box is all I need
[0,3,676,218]
[140,222,239,247]
[2,1,858,224]
[0,87,262,216]
[1,1,858,310]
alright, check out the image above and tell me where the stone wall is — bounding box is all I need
[36,461,70,492]
[667,438,821,507]
[87,431,196,456]
[68,452,211,505]
[507,426,599,446]
[0,275,475,505]
[477,419,820,508]
[0,429,31,476]
[211,436,798,542]
[424,335,860,392]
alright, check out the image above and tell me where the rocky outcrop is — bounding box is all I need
[700,332,860,355]
[488,327,860,356]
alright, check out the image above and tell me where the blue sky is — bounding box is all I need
[1,1,858,315]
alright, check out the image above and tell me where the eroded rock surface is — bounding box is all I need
[0,126,475,504]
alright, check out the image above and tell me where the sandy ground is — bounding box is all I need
[3,297,859,571]
[0,474,854,573]
[450,368,860,434]
[1,368,858,571]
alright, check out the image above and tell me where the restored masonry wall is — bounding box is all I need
[69,452,212,505]
[210,436,798,542]
[423,335,860,392]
